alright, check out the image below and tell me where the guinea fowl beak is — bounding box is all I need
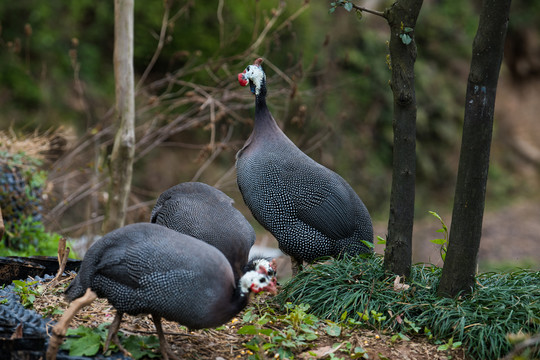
[238,70,248,87]
[267,277,278,294]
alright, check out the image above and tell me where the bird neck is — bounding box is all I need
[207,284,249,328]
[254,94,282,137]
[231,281,251,312]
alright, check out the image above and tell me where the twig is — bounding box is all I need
[47,238,70,289]
[247,1,286,53]
[191,125,234,182]
[136,2,170,91]
[59,200,155,234]
[217,0,225,48]
[136,1,192,90]
[351,3,386,19]
[275,1,311,32]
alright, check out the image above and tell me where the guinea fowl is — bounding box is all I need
[236,58,374,275]
[46,223,277,360]
[150,182,272,281]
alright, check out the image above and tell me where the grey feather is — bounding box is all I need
[150,182,256,281]
[65,223,250,329]
[236,62,373,264]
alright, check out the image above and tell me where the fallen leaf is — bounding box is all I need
[393,276,411,291]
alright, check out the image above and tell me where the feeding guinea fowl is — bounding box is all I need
[236,58,374,275]
[150,182,275,281]
[46,223,277,360]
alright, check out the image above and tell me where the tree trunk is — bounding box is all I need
[438,0,511,298]
[383,0,423,278]
[102,0,136,234]
[0,207,4,241]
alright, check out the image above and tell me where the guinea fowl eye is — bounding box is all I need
[259,277,267,283]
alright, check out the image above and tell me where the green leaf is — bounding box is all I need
[123,335,160,360]
[361,240,375,249]
[258,328,277,336]
[356,10,363,20]
[400,34,412,45]
[277,348,294,359]
[437,344,449,351]
[376,236,386,245]
[428,211,442,221]
[67,332,101,356]
[242,309,256,323]
[237,325,259,335]
[351,346,368,359]
[430,238,446,245]
[262,343,276,351]
[404,27,413,33]
[344,2,353,11]
[325,323,342,337]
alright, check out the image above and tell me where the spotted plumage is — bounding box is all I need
[52,223,277,360]
[150,182,257,281]
[236,58,373,274]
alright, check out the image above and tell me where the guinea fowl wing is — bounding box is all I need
[274,151,358,240]
[294,176,358,240]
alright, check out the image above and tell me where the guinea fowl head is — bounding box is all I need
[238,58,266,97]
[239,258,278,296]
[244,257,277,278]
[240,270,277,295]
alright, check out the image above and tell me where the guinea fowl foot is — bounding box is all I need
[291,257,303,277]
[103,312,133,357]
[46,289,98,360]
[152,315,180,360]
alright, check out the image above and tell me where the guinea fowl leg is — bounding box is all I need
[291,257,303,276]
[152,314,179,360]
[46,289,98,360]
[103,312,133,357]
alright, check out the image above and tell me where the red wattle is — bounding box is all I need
[238,72,248,87]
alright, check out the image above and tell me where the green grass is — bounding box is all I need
[274,255,540,360]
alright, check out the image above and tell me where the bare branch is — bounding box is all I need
[351,3,386,19]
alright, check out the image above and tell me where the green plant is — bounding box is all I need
[0,151,46,250]
[237,302,323,359]
[60,323,160,359]
[276,254,540,360]
[428,210,449,262]
[0,218,66,257]
[12,279,42,308]
[437,337,462,352]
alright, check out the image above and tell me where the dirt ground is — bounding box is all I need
[35,275,466,360]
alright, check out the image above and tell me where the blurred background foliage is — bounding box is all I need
[1,0,539,263]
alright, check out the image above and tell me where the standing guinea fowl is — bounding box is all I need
[236,58,374,275]
[46,223,277,360]
[150,182,274,282]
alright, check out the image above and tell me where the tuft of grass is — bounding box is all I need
[274,255,540,360]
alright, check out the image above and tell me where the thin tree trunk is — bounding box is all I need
[438,0,511,298]
[102,0,135,234]
[0,207,4,241]
[383,0,423,278]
